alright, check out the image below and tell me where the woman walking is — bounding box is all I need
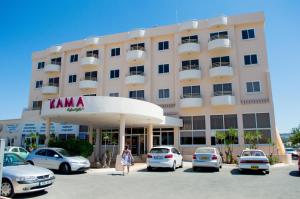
[121,146,134,175]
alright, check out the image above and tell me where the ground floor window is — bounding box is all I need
[180,131,206,145]
[102,129,119,145]
[244,129,271,144]
[153,128,174,146]
[58,134,75,141]
[210,130,239,145]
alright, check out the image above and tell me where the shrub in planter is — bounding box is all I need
[48,139,93,158]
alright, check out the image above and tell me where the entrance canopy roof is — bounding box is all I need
[41,96,182,128]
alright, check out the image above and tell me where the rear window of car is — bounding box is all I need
[150,148,170,154]
[36,149,47,156]
[242,151,264,157]
[195,148,215,154]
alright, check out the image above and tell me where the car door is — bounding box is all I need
[18,147,29,159]
[175,148,183,166]
[172,148,181,166]
[34,149,48,167]
[45,149,62,170]
[11,147,19,156]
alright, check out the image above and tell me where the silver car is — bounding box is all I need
[1,153,55,197]
[26,148,90,174]
[192,147,222,171]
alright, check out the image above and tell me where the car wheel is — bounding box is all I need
[27,160,34,165]
[147,166,152,171]
[171,161,176,171]
[215,167,220,172]
[179,160,183,168]
[220,164,222,169]
[60,163,71,174]
[265,170,270,174]
[1,179,14,198]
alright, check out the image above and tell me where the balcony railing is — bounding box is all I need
[181,39,199,44]
[211,62,231,68]
[86,54,99,59]
[127,71,144,76]
[81,77,98,81]
[181,93,201,98]
[46,83,59,87]
[213,91,233,96]
[129,97,145,101]
[50,61,61,66]
[209,34,229,41]
[129,46,145,51]
[180,64,200,71]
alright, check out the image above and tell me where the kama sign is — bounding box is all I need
[50,96,85,112]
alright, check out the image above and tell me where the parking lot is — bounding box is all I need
[13,162,300,199]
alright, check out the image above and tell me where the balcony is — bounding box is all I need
[207,16,228,28]
[42,85,59,95]
[84,37,100,46]
[211,92,235,106]
[179,66,201,81]
[79,78,98,89]
[180,94,203,108]
[48,45,62,54]
[125,72,145,85]
[178,40,200,55]
[80,57,99,69]
[44,63,60,73]
[128,29,146,39]
[179,20,198,32]
[126,47,146,62]
[209,64,233,78]
[208,36,231,51]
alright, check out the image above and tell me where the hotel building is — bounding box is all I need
[0,12,285,161]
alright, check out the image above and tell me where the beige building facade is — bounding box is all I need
[0,12,284,160]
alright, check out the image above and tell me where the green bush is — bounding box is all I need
[48,138,93,158]
[268,155,279,165]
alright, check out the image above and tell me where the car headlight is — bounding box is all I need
[16,176,38,182]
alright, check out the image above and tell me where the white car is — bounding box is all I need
[192,147,222,171]
[238,149,270,174]
[147,146,183,171]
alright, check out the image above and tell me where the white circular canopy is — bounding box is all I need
[41,96,165,128]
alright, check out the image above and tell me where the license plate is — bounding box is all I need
[201,156,209,160]
[39,180,52,186]
[154,156,163,160]
[251,165,259,170]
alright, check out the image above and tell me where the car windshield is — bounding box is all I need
[150,148,170,154]
[242,151,265,157]
[55,148,71,157]
[286,149,294,152]
[3,153,26,166]
[195,148,215,154]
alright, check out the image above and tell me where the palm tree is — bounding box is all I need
[244,131,262,149]
[227,128,238,163]
[215,131,226,160]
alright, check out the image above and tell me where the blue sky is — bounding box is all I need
[0,0,299,134]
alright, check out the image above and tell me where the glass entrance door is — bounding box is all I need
[125,135,139,155]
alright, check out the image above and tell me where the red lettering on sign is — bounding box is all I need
[76,96,84,107]
[50,99,55,109]
[56,99,63,108]
[64,97,74,108]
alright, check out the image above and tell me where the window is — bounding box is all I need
[68,75,77,83]
[180,116,206,145]
[110,69,120,79]
[129,90,144,100]
[102,129,119,145]
[158,64,169,74]
[182,60,199,70]
[46,150,59,157]
[211,56,230,68]
[36,149,47,156]
[35,80,43,88]
[210,31,228,41]
[83,94,96,96]
[243,113,271,144]
[244,54,258,65]
[51,57,61,65]
[246,81,260,93]
[158,89,170,99]
[86,50,99,58]
[213,83,232,96]
[129,66,144,75]
[158,41,169,50]
[84,71,97,81]
[70,54,78,63]
[182,86,200,98]
[48,77,59,86]
[242,29,255,40]
[32,101,42,110]
[130,43,145,51]
[37,62,45,69]
[109,92,119,97]
[111,48,120,56]
[181,35,198,44]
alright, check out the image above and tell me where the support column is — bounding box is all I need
[45,118,51,147]
[173,127,180,149]
[238,114,244,146]
[88,125,93,144]
[119,115,125,154]
[205,115,211,146]
[95,129,100,161]
[147,124,153,153]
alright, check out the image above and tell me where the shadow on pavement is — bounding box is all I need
[53,170,87,176]
[184,168,218,173]
[13,190,48,199]
[136,168,173,173]
[289,171,300,177]
[230,168,266,176]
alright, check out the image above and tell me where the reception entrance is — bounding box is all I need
[125,128,147,155]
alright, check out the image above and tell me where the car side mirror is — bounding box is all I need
[54,154,60,158]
